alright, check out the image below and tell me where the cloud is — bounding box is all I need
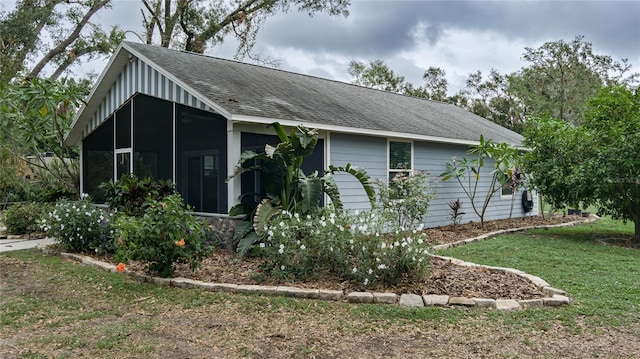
[251,0,640,93]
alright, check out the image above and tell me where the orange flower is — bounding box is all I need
[115,263,126,273]
[175,238,185,247]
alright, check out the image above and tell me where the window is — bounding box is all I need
[501,167,522,196]
[82,116,114,202]
[388,140,412,180]
[501,179,514,196]
[115,151,131,179]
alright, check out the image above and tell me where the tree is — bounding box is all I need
[521,117,588,216]
[461,69,525,133]
[0,1,123,201]
[510,35,638,125]
[0,77,90,198]
[347,60,452,102]
[523,85,640,243]
[0,0,124,83]
[441,136,521,228]
[420,66,448,101]
[141,0,349,57]
[348,59,409,94]
[581,86,640,243]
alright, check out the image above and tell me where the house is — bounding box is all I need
[66,41,537,227]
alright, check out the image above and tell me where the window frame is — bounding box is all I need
[387,139,414,181]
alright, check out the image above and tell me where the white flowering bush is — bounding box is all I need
[376,171,435,231]
[257,207,431,288]
[39,198,115,254]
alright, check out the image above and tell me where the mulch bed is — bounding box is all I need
[124,214,586,300]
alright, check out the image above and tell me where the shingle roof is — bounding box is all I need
[71,41,524,146]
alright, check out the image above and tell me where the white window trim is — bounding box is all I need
[501,184,515,198]
[387,139,414,180]
[114,148,133,179]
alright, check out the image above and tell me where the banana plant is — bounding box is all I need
[227,122,375,257]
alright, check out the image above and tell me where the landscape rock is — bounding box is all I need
[347,292,374,304]
[373,292,397,304]
[422,294,449,306]
[318,289,343,301]
[171,277,203,289]
[236,285,278,296]
[495,299,520,311]
[518,299,544,308]
[473,298,496,309]
[399,294,424,307]
[543,286,567,296]
[199,282,237,293]
[448,297,475,307]
[277,286,319,299]
[543,294,570,306]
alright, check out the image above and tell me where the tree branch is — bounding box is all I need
[27,0,111,79]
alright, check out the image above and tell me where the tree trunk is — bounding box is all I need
[634,219,639,245]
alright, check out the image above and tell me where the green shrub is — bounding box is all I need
[99,174,175,216]
[375,171,435,231]
[257,207,431,288]
[39,198,115,254]
[2,202,51,235]
[113,194,216,277]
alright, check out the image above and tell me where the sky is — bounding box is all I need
[3,0,640,94]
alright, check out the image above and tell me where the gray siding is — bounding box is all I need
[329,134,538,227]
[414,142,538,227]
[83,59,215,139]
[330,133,387,211]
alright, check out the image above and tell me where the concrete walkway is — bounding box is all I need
[0,238,56,253]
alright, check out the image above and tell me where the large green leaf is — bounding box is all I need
[271,122,289,143]
[236,230,260,259]
[298,175,322,214]
[253,198,281,236]
[329,163,375,207]
[321,173,344,209]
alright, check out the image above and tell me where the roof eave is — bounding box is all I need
[230,114,525,148]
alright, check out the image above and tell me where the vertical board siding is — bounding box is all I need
[330,133,387,211]
[414,142,537,227]
[83,59,214,138]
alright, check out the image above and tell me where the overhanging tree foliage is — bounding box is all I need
[0,0,124,83]
[141,0,349,60]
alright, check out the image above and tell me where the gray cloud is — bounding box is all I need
[258,1,639,65]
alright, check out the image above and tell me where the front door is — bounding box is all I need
[182,151,219,212]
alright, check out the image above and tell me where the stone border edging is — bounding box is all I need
[57,214,597,311]
[59,251,571,311]
[432,215,599,251]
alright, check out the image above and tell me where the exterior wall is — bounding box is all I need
[329,133,387,211]
[414,142,538,227]
[329,133,538,228]
[83,59,215,139]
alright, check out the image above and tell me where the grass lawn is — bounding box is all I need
[1,218,639,358]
